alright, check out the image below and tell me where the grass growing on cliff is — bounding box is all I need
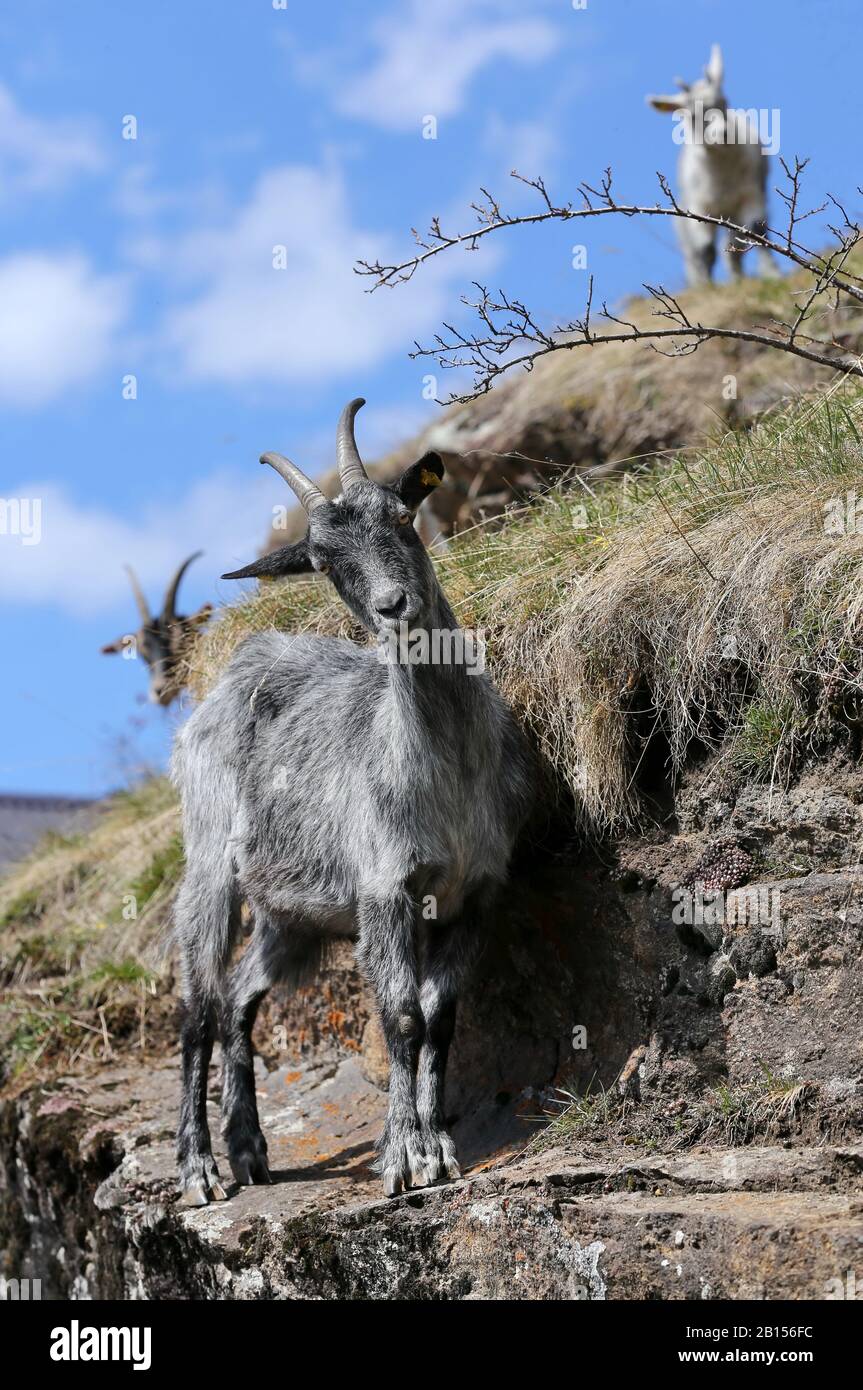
[0,778,179,1086]
[535,1066,818,1154]
[189,381,863,832]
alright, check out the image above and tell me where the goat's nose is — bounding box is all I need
[373,586,406,616]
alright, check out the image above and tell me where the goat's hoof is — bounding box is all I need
[379,1133,435,1196]
[178,1152,226,1206]
[229,1153,272,1186]
[180,1180,211,1207]
[409,1156,435,1189]
[420,1128,461,1185]
[382,1171,403,1198]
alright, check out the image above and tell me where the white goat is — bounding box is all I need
[648,45,776,285]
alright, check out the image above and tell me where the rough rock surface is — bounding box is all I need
[2,1057,862,1300]
[2,763,862,1298]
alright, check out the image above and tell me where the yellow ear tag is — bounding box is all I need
[420,469,442,487]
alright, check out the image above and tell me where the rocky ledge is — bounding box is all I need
[2,761,863,1299]
[2,1052,863,1300]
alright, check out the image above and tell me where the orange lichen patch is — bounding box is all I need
[467,1156,501,1174]
[283,1070,302,1086]
[293,1132,322,1150]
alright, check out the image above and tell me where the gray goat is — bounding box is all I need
[648,44,776,285]
[172,399,533,1203]
[102,552,212,706]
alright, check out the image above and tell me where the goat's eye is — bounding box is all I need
[317,561,331,575]
[397,513,412,527]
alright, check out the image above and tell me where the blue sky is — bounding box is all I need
[1,0,860,797]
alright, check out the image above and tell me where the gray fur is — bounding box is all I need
[648,45,776,285]
[171,411,533,1202]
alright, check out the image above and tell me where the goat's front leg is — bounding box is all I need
[356,890,429,1197]
[416,894,486,1183]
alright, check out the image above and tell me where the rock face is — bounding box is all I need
[1,761,862,1298]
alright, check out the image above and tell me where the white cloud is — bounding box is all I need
[160,163,489,388]
[0,473,278,618]
[322,0,558,132]
[0,389,443,618]
[0,253,129,407]
[0,83,105,197]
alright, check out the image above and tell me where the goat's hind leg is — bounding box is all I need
[175,867,242,1205]
[679,218,716,285]
[221,922,324,1186]
[177,986,227,1205]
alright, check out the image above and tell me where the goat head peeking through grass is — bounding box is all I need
[101,552,212,707]
[171,397,533,1202]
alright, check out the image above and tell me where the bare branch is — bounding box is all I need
[356,164,863,303]
[355,158,863,403]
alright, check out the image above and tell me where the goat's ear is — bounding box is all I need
[647,93,686,112]
[391,452,445,513]
[101,636,125,655]
[705,43,723,85]
[187,602,213,629]
[222,539,312,581]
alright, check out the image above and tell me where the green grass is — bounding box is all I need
[534,1065,815,1153]
[125,834,184,913]
[699,1066,814,1146]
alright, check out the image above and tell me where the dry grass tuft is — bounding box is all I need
[190,383,863,833]
[0,778,180,1085]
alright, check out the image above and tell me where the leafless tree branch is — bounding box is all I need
[355,160,863,403]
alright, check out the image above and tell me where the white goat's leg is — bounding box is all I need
[726,207,777,279]
[722,227,746,279]
[678,216,717,286]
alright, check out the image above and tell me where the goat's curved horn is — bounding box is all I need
[260,452,327,514]
[336,397,369,492]
[162,550,203,622]
[124,565,152,626]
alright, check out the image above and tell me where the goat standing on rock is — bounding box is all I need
[172,399,533,1203]
[648,44,776,285]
